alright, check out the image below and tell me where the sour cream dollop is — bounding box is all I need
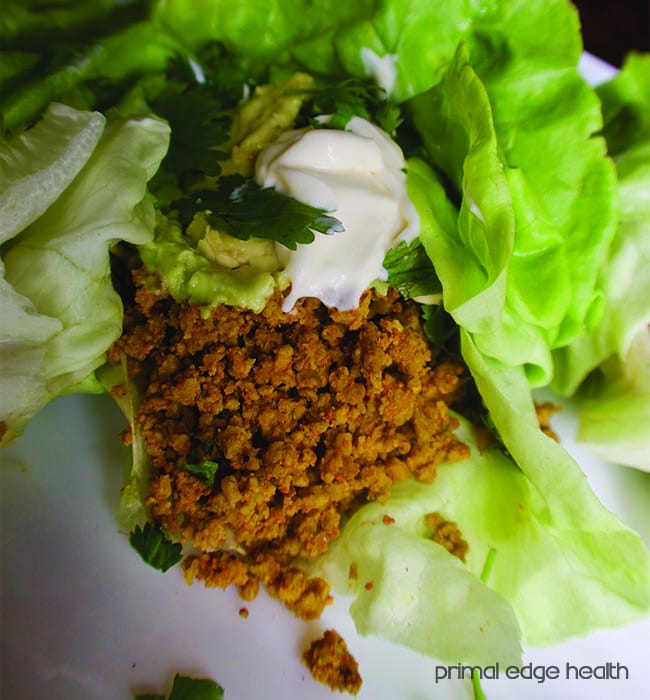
[255,116,419,311]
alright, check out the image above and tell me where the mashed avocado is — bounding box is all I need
[140,73,314,312]
[225,72,314,177]
[139,215,286,315]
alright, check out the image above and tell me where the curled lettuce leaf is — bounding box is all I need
[1,19,180,138]
[391,41,649,642]
[597,52,650,158]
[551,54,650,468]
[460,331,650,642]
[97,360,151,532]
[0,103,170,445]
[574,326,650,470]
[314,402,649,660]
[407,40,616,385]
[311,438,523,666]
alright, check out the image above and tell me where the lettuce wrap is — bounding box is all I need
[0,102,170,444]
[1,0,648,684]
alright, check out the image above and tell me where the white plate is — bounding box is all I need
[2,391,649,700]
[2,56,649,700]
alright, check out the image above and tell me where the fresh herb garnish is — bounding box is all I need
[146,53,232,183]
[129,522,182,573]
[189,41,257,104]
[384,238,442,299]
[420,304,459,352]
[151,82,229,178]
[173,174,344,250]
[295,77,403,134]
[183,459,219,486]
[144,48,250,205]
[135,673,224,700]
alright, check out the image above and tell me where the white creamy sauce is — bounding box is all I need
[255,117,419,311]
[360,48,398,96]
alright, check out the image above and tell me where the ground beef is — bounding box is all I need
[535,401,561,442]
[424,512,469,562]
[109,257,472,692]
[303,630,362,695]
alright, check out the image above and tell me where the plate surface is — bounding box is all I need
[1,56,649,700]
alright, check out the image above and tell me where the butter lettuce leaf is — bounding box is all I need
[574,328,650,470]
[0,103,169,445]
[407,40,616,385]
[311,460,523,666]
[597,52,650,158]
[552,54,650,469]
[396,40,649,640]
[459,331,650,642]
[151,0,377,67]
[1,19,179,138]
[150,0,484,102]
[315,400,649,658]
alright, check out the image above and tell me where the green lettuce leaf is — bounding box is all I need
[311,459,523,666]
[551,55,650,468]
[151,0,378,67]
[597,52,650,158]
[407,40,617,385]
[574,327,650,470]
[96,359,151,532]
[459,331,650,642]
[1,19,180,138]
[0,103,169,445]
[314,398,648,658]
[1,0,117,48]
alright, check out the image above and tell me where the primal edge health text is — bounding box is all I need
[434,662,630,684]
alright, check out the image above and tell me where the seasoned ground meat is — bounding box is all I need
[109,257,472,690]
[424,511,469,562]
[303,630,362,695]
[535,401,561,442]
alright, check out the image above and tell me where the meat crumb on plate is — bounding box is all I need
[303,629,362,695]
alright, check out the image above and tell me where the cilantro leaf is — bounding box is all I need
[384,238,442,299]
[129,522,182,573]
[421,304,458,352]
[295,78,403,134]
[174,175,344,250]
[135,674,224,700]
[151,81,229,178]
[190,42,257,104]
[168,675,224,700]
[375,99,403,136]
[303,78,373,129]
[183,459,219,486]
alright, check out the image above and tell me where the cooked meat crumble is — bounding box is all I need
[424,511,469,562]
[109,256,472,691]
[535,401,561,442]
[303,630,362,695]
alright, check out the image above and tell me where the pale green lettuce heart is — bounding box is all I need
[551,56,650,469]
[0,103,170,445]
[311,466,523,667]
[0,102,105,243]
[460,330,650,642]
